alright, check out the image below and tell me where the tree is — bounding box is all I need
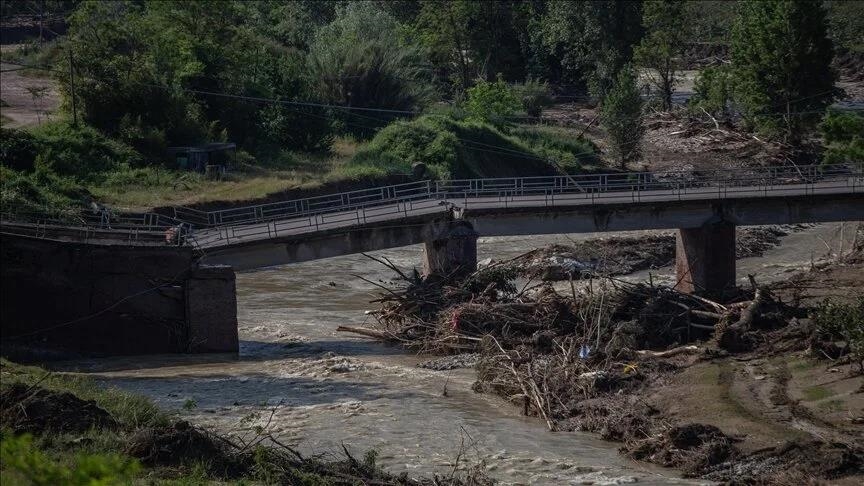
[540,1,643,98]
[634,0,686,111]
[413,1,530,97]
[465,74,521,125]
[691,65,734,122]
[820,111,864,167]
[65,0,334,156]
[306,2,433,137]
[601,65,644,168]
[730,0,836,143]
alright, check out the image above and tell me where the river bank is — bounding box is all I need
[0,359,492,485]
[25,222,861,485]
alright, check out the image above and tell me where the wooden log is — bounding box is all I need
[636,345,700,358]
[336,325,392,340]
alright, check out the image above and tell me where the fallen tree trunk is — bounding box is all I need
[636,345,701,358]
[336,326,393,341]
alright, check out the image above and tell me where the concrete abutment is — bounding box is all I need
[0,233,239,359]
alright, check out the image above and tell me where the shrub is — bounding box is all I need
[512,77,554,119]
[601,65,645,168]
[819,111,864,167]
[812,296,864,372]
[0,128,39,171]
[465,74,521,126]
[27,122,142,180]
[691,65,734,121]
[0,434,141,485]
[0,166,89,213]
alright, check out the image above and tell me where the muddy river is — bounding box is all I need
[59,223,858,485]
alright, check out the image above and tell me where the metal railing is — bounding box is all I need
[179,164,861,228]
[0,206,192,246]
[3,164,861,248]
[184,163,862,248]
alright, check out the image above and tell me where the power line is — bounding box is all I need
[4,60,859,167]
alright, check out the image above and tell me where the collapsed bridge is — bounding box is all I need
[180,164,864,295]
[2,164,861,357]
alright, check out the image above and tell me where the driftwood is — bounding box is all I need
[336,325,393,341]
[636,345,700,358]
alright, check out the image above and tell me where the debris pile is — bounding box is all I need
[349,252,863,483]
[474,226,804,283]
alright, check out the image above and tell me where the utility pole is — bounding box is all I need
[68,47,78,126]
[39,0,45,47]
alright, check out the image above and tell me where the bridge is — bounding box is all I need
[2,164,862,295]
[1,163,861,357]
[165,163,863,295]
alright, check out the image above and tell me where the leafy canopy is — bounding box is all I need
[601,65,645,167]
[465,74,521,126]
[730,0,836,143]
[634,0,686,111]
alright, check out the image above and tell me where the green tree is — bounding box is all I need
[820,111,864,167]
[465,74,521,126]
[64,0,333,157]
[601,65,644,168]
[730,0,837,143]
[540,1,643,98]
[413,1,531,96]
[691,65,734,121]
[634,0,686,111]
[306,2,434,137]
[824,0,864,52]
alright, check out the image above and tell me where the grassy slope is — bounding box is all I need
[0,359,445,485]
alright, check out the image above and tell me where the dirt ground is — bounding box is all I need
[0,56,60,128]
[0,44,60,128]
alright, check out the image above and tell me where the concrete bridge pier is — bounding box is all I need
[675,220,736,296]
[422,220,479,277]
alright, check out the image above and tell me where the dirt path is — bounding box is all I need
[0,53,60,128]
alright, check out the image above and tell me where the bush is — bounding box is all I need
[819,111,864,166]
[601,65,645,168]
[812,296,864,372]
[691,65,733,121]
[0,434,141,486]
[0,128,38,171]
[465,74,521,126]
[0,166,89,213]
[27,122,141,180]
[350,116,458,179]
[512,77,554,119]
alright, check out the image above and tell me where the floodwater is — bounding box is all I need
[59,222,858,485]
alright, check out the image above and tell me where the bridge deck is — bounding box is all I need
[189,177,862,249]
